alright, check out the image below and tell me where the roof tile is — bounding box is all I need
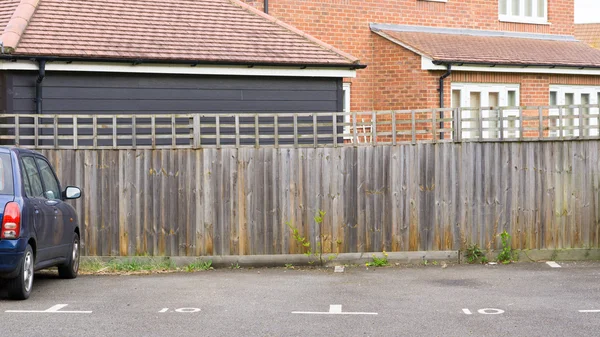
[375,28,600,68]
[0,0,360,67]
[575,23,600,50]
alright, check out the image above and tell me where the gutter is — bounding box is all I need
[35,59,46,115]
[264,0,268,14]
[0,55,367,70]
[431,60,600,70]
[438,64,452,140]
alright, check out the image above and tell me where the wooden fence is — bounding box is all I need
[40,141,600,257]
[1,104,600,149]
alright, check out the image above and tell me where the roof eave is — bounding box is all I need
[431,59,600,70]
[0,54,367,70]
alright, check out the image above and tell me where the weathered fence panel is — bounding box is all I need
[40,141,600,256]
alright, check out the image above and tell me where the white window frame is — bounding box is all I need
[498,0,548,25]
[451,83,520,139]
[549,85,600,137]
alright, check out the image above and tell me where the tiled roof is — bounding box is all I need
[373,24,600,68]
[0,0,361,67]
[575,23,600,50]
[0,0,19,31]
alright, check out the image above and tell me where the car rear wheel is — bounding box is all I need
[8,244,34,300]
[58,233,80,279]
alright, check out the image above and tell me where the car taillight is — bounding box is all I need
[1,202,20,239]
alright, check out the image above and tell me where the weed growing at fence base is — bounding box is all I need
[366,251,389,267]
[287,210,340,266]
[465,244,484,264]
[497,230,513,264]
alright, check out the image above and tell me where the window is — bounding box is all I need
[0,154,13,195]
[21,157,44,198]
[499,0,547,24]
[549,85,600,137]
[452,83,520,139]
[35,158,61,200]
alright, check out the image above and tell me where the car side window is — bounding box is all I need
[35,158,61,200]
[21,157,44,198]
[20,160,33,197]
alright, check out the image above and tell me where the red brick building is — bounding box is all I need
[576,23,600,49]
[243,0,600,128]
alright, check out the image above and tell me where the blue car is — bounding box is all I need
[0,147,81,300]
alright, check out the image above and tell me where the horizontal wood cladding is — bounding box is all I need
[7,71,342,114]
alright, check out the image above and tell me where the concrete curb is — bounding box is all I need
[81,251,459,268]
[80,249,600,269]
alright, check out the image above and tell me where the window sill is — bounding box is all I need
[499,16,551,25]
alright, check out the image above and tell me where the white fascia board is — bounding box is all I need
[421,56,600,76]
[0,60,357,78]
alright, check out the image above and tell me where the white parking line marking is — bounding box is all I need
[462,309,473,315]
[478,308,504,315]
[546,261,561,268]
[292,304,377,315]
[579,310,600,313]
[5,304,92,314]
[329,305,342,313]
[159,308,169,313]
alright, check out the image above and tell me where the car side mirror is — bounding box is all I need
[64,186,81,199]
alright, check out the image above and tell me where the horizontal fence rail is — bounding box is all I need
[1,104,599,149]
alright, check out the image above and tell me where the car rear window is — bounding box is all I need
[0,153,14,195]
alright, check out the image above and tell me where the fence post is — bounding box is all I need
[112,116,117,149]
[152,115,157,149]
[455,108,462,142]
[558,106,564,139]
[294,113,299,148]
[518,106,524,140]
[431,108,437,143]
[352,111,358,146]
[235,115,240,148]
[73,116,78,149]
[391,111,397,146]
[92,115,97,149]
[411,110,416,145]
[14,115,19,146]
[53,115,58,149]
[332,113,338,148]
[274,114,279,148]
[132,115,137,148]
[579,105,584,137]
[313,113,318,148]
[371,111,377,146]
[538,106,543,140]
[34,115,38,148]
[498,107,504,140]
[478,107,483,141]
[255,114,259,148]
[216,115,221,149]
[170,115,175,149]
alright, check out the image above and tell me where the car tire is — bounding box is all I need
[58,233,80,279]
[7,244,34,300]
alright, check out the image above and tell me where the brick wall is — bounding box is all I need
[241,0,577,112]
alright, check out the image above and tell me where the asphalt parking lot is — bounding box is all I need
[1,261,600,337]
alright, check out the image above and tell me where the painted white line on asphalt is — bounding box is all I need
[546,261,561,268]
[579,310,600,313]
[159,308,169,313]
[462,309,473,315]
[329,305,342,313]
[292,304,377,315]
[478,308,504,315]
[6,304,92,314]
